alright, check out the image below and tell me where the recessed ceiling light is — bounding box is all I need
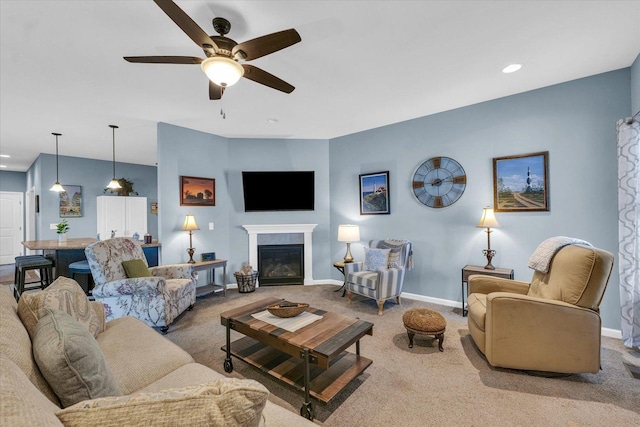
[0,165,7,168]
[267,119,279,124]
[502,64,522,73]
[0,154,10,158]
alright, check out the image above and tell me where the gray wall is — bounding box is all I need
[329,69,630,331]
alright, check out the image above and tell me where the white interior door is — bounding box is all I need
[0,192,24,264]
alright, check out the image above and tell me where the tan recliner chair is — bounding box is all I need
[467,243,614,374]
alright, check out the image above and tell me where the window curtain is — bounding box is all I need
[617,117,640,348]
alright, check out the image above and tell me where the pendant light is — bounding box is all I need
[106,125,122,190]
[49,133,65,192]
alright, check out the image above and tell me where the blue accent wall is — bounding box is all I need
[25,155,157,241]
[329,69,630,330]
[156,69,631,330]
[0,171,26,191]
[156,123,331,283]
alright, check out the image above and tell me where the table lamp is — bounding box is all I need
[181,214,200,264]
[476,206,500,270]
[338,224,360,263]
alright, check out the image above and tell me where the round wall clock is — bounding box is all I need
[412,157,467,208]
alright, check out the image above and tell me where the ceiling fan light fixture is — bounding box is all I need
[201,57,244,87]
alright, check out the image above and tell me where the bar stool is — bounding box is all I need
[14,255,54,301]
[68,260,94,297]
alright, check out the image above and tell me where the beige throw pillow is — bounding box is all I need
[18,276,101,339]
[33,308,122,408]
[56,379,269,427]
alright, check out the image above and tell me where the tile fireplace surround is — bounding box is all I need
[242,224,318,285]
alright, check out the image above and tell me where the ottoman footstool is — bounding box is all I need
[402,307,446,352]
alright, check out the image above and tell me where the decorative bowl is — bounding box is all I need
[267,302,309,318]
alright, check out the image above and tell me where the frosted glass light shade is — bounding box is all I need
[201,57,244,87]
[50,182,65,192]
[106,179,122,189]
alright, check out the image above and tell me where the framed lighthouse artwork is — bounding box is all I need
[493,151,548,212]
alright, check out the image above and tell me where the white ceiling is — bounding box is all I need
[1,0,639,172]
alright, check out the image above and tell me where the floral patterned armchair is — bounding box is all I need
[85,237,196,333]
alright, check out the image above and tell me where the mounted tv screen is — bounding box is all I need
[242,171,315,212]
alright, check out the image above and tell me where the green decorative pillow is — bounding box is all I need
[56,379,269,427]
[122,259,151,278]
[33,308,122,408]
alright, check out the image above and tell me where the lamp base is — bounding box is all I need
[482,249,496,270]
[343,243,354,263]
[186,247,196,264]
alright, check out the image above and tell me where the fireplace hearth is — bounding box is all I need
[258,244,304,286]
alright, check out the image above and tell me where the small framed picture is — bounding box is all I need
[60,185,82,217]
[493,151,549,212]
[359,171,390,215]
[180,176,215,206]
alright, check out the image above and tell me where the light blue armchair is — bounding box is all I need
[85,237,196,333]
[345,239,412,315]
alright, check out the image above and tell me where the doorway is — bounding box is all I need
[0,191,24,264]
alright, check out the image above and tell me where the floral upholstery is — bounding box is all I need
[85,238,196,331]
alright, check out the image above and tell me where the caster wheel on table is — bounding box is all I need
[223,359,233,373]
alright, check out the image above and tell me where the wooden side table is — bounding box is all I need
[461,265,514,316]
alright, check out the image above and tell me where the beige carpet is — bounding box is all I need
[165,284,640,426]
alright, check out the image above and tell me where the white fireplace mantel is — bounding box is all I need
[242,224,318,285]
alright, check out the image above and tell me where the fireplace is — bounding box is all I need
[258,244,304,285]
[242,224,318,285]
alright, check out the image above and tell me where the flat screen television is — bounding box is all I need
[242,171,315,212]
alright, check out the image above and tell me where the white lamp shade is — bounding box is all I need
[181,214,200,231]
[338,225,360,242]
[201,57,244,87]
[476,207,500,228]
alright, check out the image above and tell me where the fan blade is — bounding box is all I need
[242,64,295,93]
[153,0,219,53]
[233,29,301,61]
[209,81,224,100]
[124,56,203,64]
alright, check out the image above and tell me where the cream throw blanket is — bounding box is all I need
[528,236,592,273]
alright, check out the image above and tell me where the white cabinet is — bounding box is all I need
[97,196,147,239]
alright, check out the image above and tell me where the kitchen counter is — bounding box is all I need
[21,238,161,282]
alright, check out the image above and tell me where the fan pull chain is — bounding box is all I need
[220,108,226,119]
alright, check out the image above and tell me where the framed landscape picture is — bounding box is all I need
[493,151,548,212]
[180,176,215,206]
[359,171,390,215]
[60,185,82,217]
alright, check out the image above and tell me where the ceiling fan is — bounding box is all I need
[124,0,301,100]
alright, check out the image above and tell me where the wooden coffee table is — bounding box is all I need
[220,297,374,420]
